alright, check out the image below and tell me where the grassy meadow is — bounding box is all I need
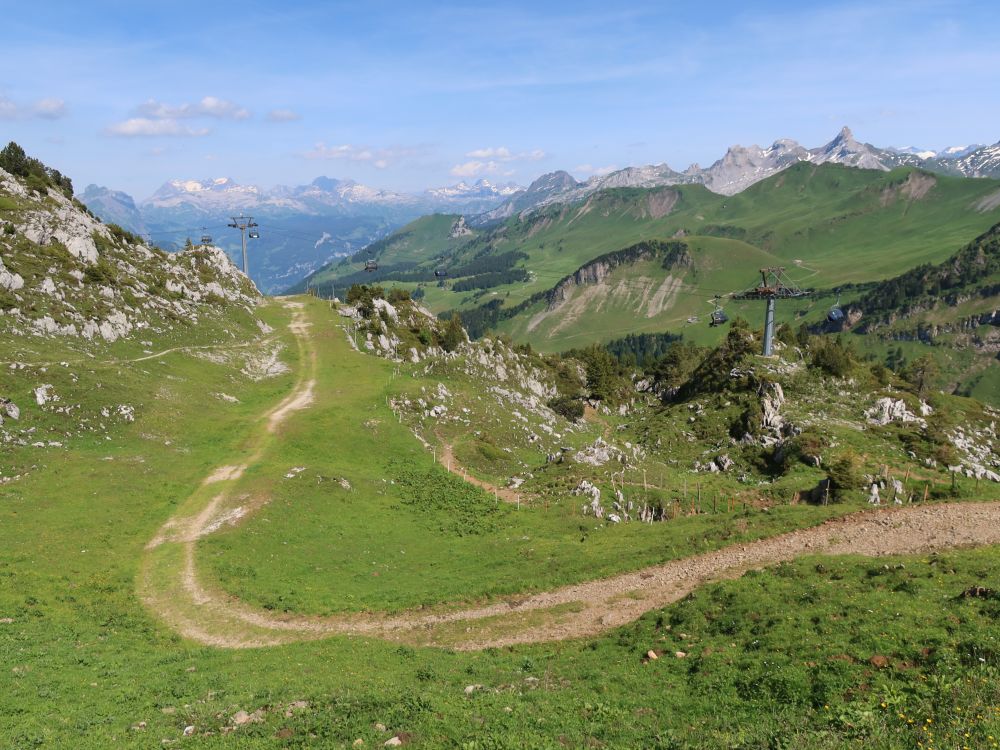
[2,296,999,748]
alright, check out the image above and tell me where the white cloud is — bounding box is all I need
[304,142,418,168]
[306,143,374,161]
[32,98,67,119]
[0,95,69,120]
[464,146,546,162]
[467,146,513,160]
[452,146,546,176]
[573,163,617,176]
[105,118,210,137]
[450,160,516,178]
[266,108,301,122]
[135,96,250,120]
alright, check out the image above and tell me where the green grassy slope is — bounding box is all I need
[4,296,1000,748]
[290,213,473,294]
[292,164,1000,354]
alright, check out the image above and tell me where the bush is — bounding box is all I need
[810,337,855,377]
[777,429,827,470]
[440,314,465,352]
[576,345,630,404]
[827,451,864,498]
[548,395,584,422]
[387,287,410,304]
[84,259,118,286]
[346,283,384,318]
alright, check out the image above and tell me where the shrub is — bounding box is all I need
[548,395,584,422]
[387,287,410,304]
[827,451,865,498]
[440,314,465,352]
[810,337,854,377]
[84,259,118,286]
[777,429,827,470]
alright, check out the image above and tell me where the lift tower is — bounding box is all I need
[732,267,808,356]
[227,214,258,275]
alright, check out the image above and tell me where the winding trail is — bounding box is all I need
[139,300,1000,651]
[435,438,524,505]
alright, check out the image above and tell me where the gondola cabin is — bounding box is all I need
[710,310,729,327]
[200,234,212,245]
[248,229,260,239]
[827,292,845,322]
[364,259,378,272]
[434,269,447,278]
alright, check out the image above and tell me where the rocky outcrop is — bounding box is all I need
[0,166,262,343]
[864,397,928,427]
[546,240,691,311]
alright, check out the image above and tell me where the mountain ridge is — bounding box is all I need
[473,127,1000,226]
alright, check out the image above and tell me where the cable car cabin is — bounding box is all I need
[434,269,447,278]
[200,234,212,245]
[827,306,845,323]
[248,229,260,239]
[710,310,729,327]
[364,259,378,272]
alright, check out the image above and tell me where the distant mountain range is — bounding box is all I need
[79,177,522,293]
[472,127,1000,225]
[80,127,1000,292]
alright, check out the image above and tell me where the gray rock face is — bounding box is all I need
[864,397,925,427]
[470,126,928,223]
[0,165,263,343]
[760,381,785,432]
[701,139,811,195]
[34,384,55,405]
[2,400,19,420]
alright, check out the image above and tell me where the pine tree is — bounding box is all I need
[441,314,465,352]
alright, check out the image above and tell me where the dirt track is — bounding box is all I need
[140,301,1000,651]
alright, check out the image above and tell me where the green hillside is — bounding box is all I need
[294,164,1000,354]
[7,289,1000,747]
[290,213,476,294]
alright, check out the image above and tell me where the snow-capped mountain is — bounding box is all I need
[700,138,811,194]
[137,175,525,217]
[79,175,523,294]
[472,127,1000,225]
[941,141,1000,178]
[808,126,896,170]
[938,144,984,159]
[890,144,984,160]
[145,177,264,211]
[425,178,521,202]
[476,171,583,224]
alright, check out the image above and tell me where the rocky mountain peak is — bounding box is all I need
[526,170,580,194]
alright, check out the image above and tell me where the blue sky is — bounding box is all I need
[2,0,998,198]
